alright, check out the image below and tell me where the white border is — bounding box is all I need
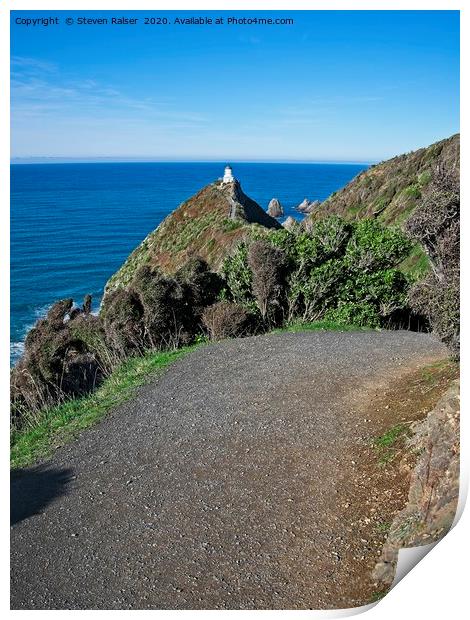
[2,1,466,618]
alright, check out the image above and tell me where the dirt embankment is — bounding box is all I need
[373,377,460,587]
[329,355,459,602]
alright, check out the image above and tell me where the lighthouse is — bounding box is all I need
[223,164,235,184]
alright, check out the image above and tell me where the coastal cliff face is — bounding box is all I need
[306,134,460,228]
[105,179,281,295]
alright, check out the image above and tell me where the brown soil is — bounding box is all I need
[338,358,459,604]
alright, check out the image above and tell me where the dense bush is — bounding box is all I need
[222,242,256,312]
[344,219,411,272]
[202,301,251,340]
[12,259,224,427]
[247,240,288,324]
[11,297,108,428]
[408,276,459,351]
[101,259,223,352]
[223,216,412,327]
[174,257,224,328]
[324,302,380,328]
[405,171,460,354]
[100,288,145,355]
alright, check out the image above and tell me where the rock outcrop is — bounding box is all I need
[296,198,320,214]
[105,179,281,295]
[282,216,299,231]
[267,198,284,218]
[373,380,460,587]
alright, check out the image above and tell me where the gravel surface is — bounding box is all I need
[10,330,447,610]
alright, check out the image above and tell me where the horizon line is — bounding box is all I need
[11,157,377,166]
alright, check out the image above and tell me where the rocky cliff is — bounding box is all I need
[105,179,281,295]
[306,134,460,228]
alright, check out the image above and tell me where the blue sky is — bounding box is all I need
[11,10,459,162]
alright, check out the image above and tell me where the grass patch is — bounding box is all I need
[222,218,243,232]
[346,204,363,218]
[402,183,421,199]
[10,345,200,469]
[373,423,412,466]
[399,243,430,278]
[374,196,389,212]
[417,170,432,187]
[421,358,458,386]
[369,589,389,603]
[375,521,392,534]
[374,424,408,449]
[272,319,372,334]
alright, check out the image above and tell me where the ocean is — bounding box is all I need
[10,162,367,365]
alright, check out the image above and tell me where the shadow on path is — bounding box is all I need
[10,465,74,526]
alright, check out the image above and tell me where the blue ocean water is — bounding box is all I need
[11,162,367,364]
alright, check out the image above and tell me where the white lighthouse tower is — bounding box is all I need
[223,164,235,184]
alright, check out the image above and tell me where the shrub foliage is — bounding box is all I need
[11,259,223,427]
[223,216,412,327]
[405,171,460,354]
[202,301,251,341]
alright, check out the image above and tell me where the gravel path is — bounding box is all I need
[10,331,447,610]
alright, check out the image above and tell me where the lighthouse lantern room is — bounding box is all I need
[223,164,234,183]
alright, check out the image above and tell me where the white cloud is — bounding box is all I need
[11,57,208,129]
[11,55,58,73]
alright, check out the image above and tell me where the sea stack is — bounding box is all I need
[267,198,284,218]
[296,198,320,214]
[283,216,298,231]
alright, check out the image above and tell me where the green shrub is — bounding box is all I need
[339,269,409,317]
[223,216,412,328]
[310,216,351,257]
[298,259,345,321]
[222,243,257,312]
[324,302,380,328]
[405,171,460,354]
[417,170,432,187]
[402,184,421,199]
[344,219,412,272]
[222,219,243,232]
